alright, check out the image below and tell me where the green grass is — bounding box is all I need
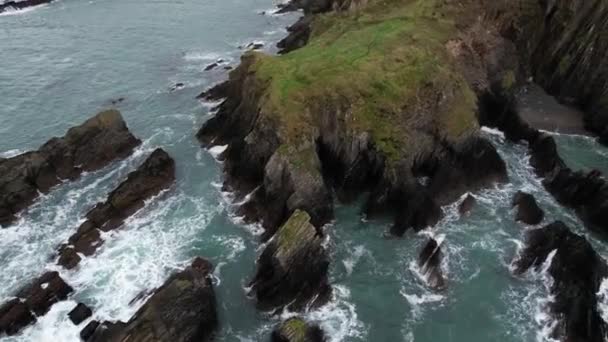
[243,0,478,165]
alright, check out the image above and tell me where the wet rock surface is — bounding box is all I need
[250,210,331,312]
[57,148,176,269]
[83,257,217,342]
[0,272,73,335]
[0,110,140,227]
[417,238,445,290]
[515,221,608,342]
[512,191,544,225]
[458,194,476,217]
[68,303,93,325]
[271,317,325,342]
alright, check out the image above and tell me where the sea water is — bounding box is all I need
[1,1,607,341]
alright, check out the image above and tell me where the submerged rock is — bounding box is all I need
[250,210,331,311]
[0,110,140,227]
[515,221,608,342]
[83,257,217,342]
[512,191,544,225]
[57,148,176,269]
[0,272,73,335]
[271,317,325,342]
[417,238,445,290]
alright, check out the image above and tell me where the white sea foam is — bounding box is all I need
[597,278,608,324]
[6,300,87,342]
[208,144,228,159]
[0,149,23,158]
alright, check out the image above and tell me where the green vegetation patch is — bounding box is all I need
[247,0,478,164]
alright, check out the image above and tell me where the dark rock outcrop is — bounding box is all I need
[0,272,73,336]
[0,110,140,227]
[417,238,445,290]
[249,210,331,312]
[512,191,544,225]
[458,194,476,216]
[0,0,53,13]
[515,221,608,342]
[479,86,608,236]
[57,148,176,269]
[271,317,325,342]
[83,257,217,342]
[68,303,93,325]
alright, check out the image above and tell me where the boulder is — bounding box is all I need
[68,303,92,325]
[250,210,331,311]
[0,110,140,227]
[57,148,176,269]
[0,272,73,335]
[83,257,217,342]
[515,221,608,342]
[512,191,544,225]
[458,194,476,216]
[417,238,446,290]
[271,318,325,342]
[80,321,100,341]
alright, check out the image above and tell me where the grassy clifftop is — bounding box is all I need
[241,0,478,164]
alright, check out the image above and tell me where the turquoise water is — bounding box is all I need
[1,1,608,341]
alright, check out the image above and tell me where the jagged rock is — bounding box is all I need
[271,318,325,342]
[512,191,544,225]
[68,303,92,325]
[83,257,217,342]
[417,238,445,290]
[0,110,140,227]
[250,210,331,311]
[0,0,53,13]
[277,16,313,54]
[0,272,73,335]
[57,148,176,269]
[515,221,608,342]
[0,299,34,336]
[458,194,476,216]
[80,321,100,341]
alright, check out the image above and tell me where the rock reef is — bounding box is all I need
[515,221,608,342]
[0,272,73,336]
[83,257,218,342]
[0,110,140,227]
[250,210,331,311]
[57,148,176,269]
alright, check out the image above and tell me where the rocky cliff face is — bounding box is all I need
[198,0,510,238]
[249,210,331,311]
[515,222,608,342]
[0,110,140,227]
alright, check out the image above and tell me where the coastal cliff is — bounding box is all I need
[198,0,511,238]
